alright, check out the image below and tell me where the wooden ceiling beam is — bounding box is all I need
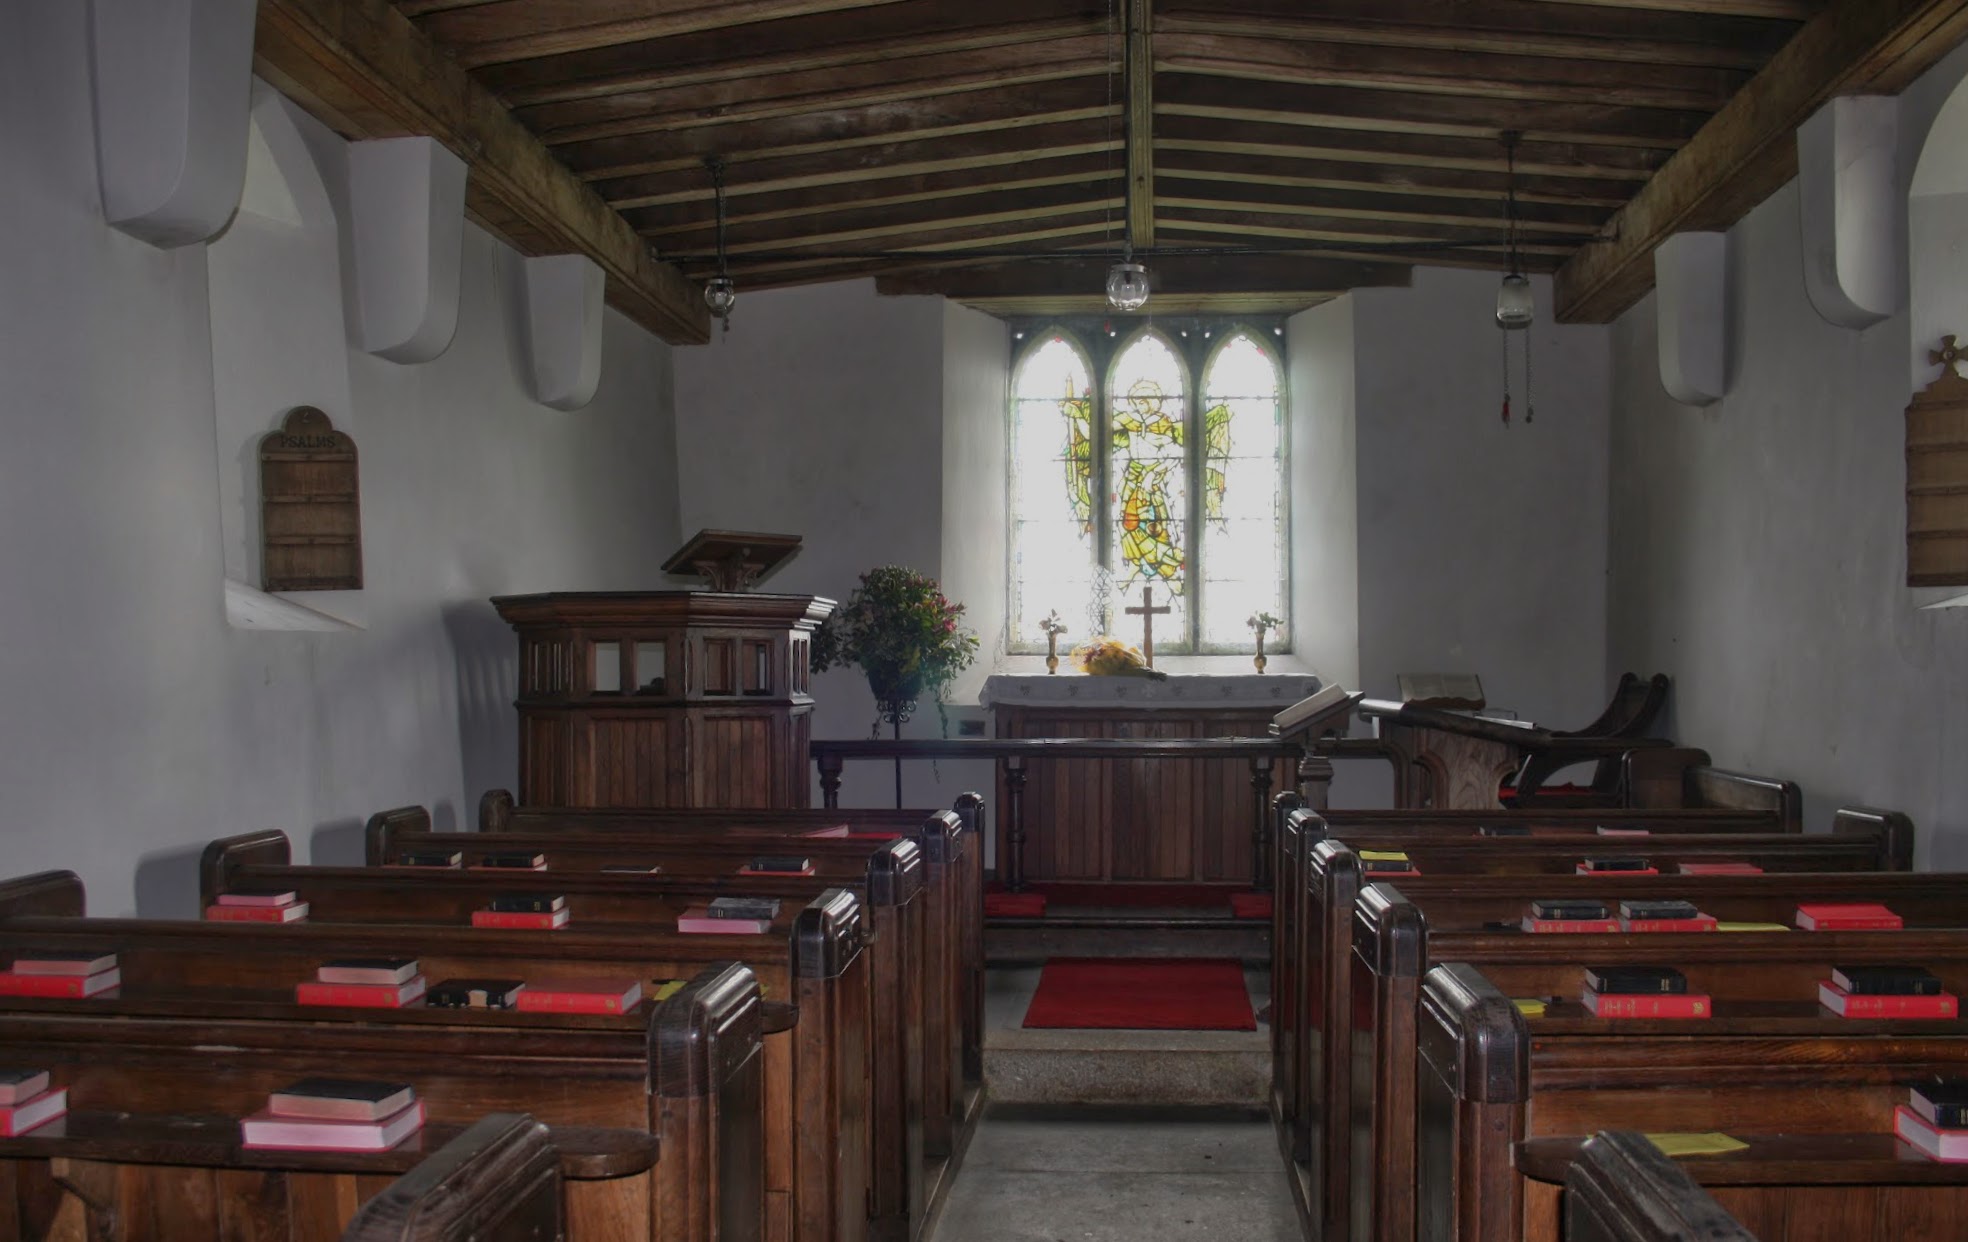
[1156,147,1630,208]
[1154,224,1566,274]
[1126,0,1155,248]
[554,79,1113,178]
[600,122,1115,209]
[1555,0,1968,322]
[1526,0,1819,19]
[872,254,1413,299]
[629,154,1118,236]
[1162,0,1801,65]
[702,220,1120,280]
[1152,178,1609,234]
[961,292,1337,316]
[523,37,1110,146]
[1156,76,1707,148]
[254,0,708,343]
[477,2,1104,105]
[1155,32,1745,112]
[1154,113,1667,181]
[1159,203,1582,254]
[1155,7,1788,70]
[409,0,916,69]
[653,184,1123,256]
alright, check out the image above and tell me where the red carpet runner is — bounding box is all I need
[1021,957,1257,1031]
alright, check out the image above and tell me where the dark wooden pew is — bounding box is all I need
[1424,949,1968,1242]
[448,798,982,1166]
[0,875,759,1242]
[0,870,840,1242]
[1556,1131,1759,1242]
[1351,883,1968,1242]
[206,828,932,1242]
[341,1113,562,1242]
[1266,803,1894,1192]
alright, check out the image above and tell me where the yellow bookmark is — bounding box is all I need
[1644,1132,1749,1157]
[1360,850,1410,862]
[1511,997,1547,1017]
[652,980,688,1002]
[1713,922,1790,933]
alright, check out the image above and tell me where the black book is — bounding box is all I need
[1832,965,1943,996]
[1479,825,1531,837]
[399,850,462,868]
[1583,857,1651,872]
[1529,899,1608,921]
[1618,899,1700,921]
[488,894,566,914]
[425,978,527,1009]
[1584,967,1688,996]
[267,1078,416,1121]
[708,896,781,921]
[478,852,546,869]
[1910,1080,1968,1129]
[1360,858,1414,874]
[749,856,812,874]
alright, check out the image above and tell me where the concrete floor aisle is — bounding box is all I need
[933,1104,1301,1242]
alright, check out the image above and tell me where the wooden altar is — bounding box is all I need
[979,674,1319,886]
[491,591,833,808]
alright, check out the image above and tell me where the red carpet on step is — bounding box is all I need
[986,881,1252,909]
[1022,957,1257,1031]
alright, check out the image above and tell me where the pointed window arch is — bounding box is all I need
[1008,320,1289,655]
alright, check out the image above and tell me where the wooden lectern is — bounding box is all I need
[492,590,834,808]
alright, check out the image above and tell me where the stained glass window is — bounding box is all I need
[1010,335,1096,645]
[1199,332,1288,648]
[1008,322,1288,654]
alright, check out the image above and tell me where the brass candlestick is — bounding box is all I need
[1041,611,1067,674]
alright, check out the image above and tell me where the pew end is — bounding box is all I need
[1832,806,1917,871]
[198,829,292,908]
[364,805,435,865]
[653,962,767,1242]
[1560,1131,1757,1242]
[0,869,86,919]
[481,788,516,833]
[341,1113,560,1242]
[1417,962,1529,1242]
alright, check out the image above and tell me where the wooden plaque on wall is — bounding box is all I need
[261,406,362,592]
[1908,337,1968,587]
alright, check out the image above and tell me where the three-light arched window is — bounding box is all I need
[1009,321,1288,655]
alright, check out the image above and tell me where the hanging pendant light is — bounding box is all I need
[703,156,736,331]
[1107,243,1150,312]
[1104,0,1150,312]
[1495,132,1535,425]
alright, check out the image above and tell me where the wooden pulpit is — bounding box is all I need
[493,591,834,808]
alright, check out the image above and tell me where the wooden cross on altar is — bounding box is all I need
[1125,585,1172,668]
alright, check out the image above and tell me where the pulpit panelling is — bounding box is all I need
[494,591,832,809]
[984,675,1319,884]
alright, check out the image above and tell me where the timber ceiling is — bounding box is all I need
[262,0,1968,340]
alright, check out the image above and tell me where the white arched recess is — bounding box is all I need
[208,84,366,630]
[1907,58,1968,607]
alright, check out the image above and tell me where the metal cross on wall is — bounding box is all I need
[1125,585,1172,668]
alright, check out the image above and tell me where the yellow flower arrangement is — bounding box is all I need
[1070,637,1169,680]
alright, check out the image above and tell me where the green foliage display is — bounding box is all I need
[810,566,980,706]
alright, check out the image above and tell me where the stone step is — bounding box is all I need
[985,1033,1270,1107]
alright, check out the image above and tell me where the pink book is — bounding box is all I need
[1677,862,1764,875]
[0,1088,67,1137]
[295,977,428,1008]
[241,1100,427,1152]
[215,890,298,908]
[677,909,772,934]
[1896,1104,1968,1160]
[0,1070,51,1105]
[8,952,115,977]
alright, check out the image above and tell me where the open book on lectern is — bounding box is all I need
[1270,684,1361,739]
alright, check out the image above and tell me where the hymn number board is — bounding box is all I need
[260,406,362,592]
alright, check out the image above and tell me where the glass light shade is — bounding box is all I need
[704,276,737,317]
[1495,273,1534,329]
[1105,261,1151,312]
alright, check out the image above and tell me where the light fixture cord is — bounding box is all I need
[1500,323,1511,427]
[1504,131,1523,277]
[708,156,730,283]
[1105,0,1118,258]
